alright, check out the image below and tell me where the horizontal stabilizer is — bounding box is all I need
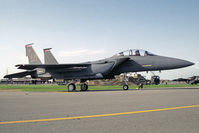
[4,71,35,79]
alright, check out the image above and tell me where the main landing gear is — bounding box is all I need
[80,79,88,91]
[67,75,132,92]
[68,83,76,92]
[80,83,88,91]
[67,80,88,92]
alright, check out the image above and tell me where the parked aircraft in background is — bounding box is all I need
[4,44,194,91]
[173,76,199,84]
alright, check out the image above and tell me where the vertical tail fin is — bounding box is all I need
[43,48,58,64]
[25,43,42,64]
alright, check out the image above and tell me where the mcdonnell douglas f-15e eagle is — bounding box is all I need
[4,44,194,91]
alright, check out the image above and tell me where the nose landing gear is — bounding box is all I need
[123,84,129,90]
[123,73,129,90]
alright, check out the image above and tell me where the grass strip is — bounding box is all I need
[0,84,198,92]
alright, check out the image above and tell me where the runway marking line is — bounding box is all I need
[0,104,199,125]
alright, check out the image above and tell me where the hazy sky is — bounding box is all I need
[0,0,199,79]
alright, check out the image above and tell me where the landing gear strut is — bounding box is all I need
[123,73,129,90]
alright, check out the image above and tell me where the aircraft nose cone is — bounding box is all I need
[156,56,195,70]
[182,60,194,67]
[170,58,194,68]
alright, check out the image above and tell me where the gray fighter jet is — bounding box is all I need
[173,76,199,84]
[4,44,194,91]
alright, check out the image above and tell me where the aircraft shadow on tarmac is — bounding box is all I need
[62,89,136,92]
[61,87,199,92]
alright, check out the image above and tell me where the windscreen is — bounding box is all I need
[116,49,156,57]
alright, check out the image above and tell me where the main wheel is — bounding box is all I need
[68,83,76,92]
[80,83,88,91]
[123,85,129,90]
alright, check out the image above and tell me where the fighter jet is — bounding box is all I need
[173,76,199,84]
[188,76,199,84]
[4,44,194,91]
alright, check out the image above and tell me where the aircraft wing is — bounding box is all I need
[4,70,35,79]
[16,64,91,71]
[15,57,130,77]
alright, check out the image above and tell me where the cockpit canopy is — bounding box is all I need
[116,49,156,57]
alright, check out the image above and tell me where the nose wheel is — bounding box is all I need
[123,73,129,90]
[123,85,129,90]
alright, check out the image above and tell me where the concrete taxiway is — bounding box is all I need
[0,88,199,133]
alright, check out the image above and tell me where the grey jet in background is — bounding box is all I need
[173,76,199,84]
[4,44,194,91]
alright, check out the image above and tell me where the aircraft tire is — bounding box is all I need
[80,83,88,91]
[123,85,129,90]
[68,83,76,92]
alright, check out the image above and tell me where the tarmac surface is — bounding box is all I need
[0,88,199,133]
